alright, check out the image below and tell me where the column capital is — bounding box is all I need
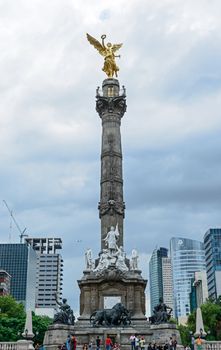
[96,95,127,118]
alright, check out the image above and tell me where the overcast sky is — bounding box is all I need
[0,0,221,315]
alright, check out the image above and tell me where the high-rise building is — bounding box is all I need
[149,247,168,314]
[25,237,63,314]
[0,243,37,310]
[162,257,174,315]
[204,228,221,300]
[170,237,206,319]
[0,270,11,296]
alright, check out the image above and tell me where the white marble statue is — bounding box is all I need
[103,224,119,251]
[94,249,110,272]
[130,249,139,270]
[85,248,94,270]
[116,246,128,272]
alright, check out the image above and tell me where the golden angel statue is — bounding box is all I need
[86,33,123,78]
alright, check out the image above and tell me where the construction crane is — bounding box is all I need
[3,200,28,243]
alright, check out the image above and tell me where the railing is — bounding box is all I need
[204,342,221,350]
[0,343,18,350]
[0,341,33,350]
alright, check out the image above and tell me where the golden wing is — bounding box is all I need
[86,33,106,56]
[112,43,123,53]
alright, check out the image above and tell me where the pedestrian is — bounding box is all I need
[66,336,71,350]
[105,335,112,350]
[135,335,140,350]
[172,340,177,350]
[130,335,136,350]
[113,343,120,350]
[83,345,88,350]
[169,338,173,350]
[71,336,77,350]
[139,337,145,350]
[163,342,169,350]
[152,343,156,350]
[96,336,101,350]
[195,336,203,350]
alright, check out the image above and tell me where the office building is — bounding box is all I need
[25,237,63,314]
[0,270,11,296]
[162,257,174,315]
[170,237,206,319]
[149,247,168,314]
[204,228,221,300]
[0,243,37,310]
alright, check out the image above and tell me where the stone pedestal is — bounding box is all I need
[44,323,153,350]
[44,324,75,350]
[150,324,181,345]
[17,340,34,350]
[77,267,147,325]
[72,325,153,350]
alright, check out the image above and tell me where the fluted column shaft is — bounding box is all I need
[96,78,126,250]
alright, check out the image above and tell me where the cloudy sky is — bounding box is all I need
[0,0,221,315]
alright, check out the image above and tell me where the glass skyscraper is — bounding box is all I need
[149,247,168,315]
[204,228,221,300]
[170,237,206,319]
[0,243,37,310]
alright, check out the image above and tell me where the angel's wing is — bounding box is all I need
[112,43,123,53]
[86,33,106,56]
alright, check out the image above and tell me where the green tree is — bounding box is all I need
[0,296,53,344]
[0,295,25,318]
[32,314,53,345]
[0,295,26,341]
[201,300,221,340]
[178,299,221,345]
[185,300,221,342]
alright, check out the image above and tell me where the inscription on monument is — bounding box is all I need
[104,296,121,309]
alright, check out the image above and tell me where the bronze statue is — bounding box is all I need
[53,294,75,325]
[149,297,172,324]
[86,33,122,78]
[90,303,131,327]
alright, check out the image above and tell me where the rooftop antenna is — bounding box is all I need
[3,200,28,243]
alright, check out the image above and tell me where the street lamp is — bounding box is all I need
[190,331,194,350]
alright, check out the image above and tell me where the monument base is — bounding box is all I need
[71,324,153,350]
[43,324,75,350]
[44,322,181,350]
[150,323,181,345]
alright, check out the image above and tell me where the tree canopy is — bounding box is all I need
[178,298,221,345]
[0,295,52,344]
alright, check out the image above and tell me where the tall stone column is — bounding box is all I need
[96,78,127,250]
